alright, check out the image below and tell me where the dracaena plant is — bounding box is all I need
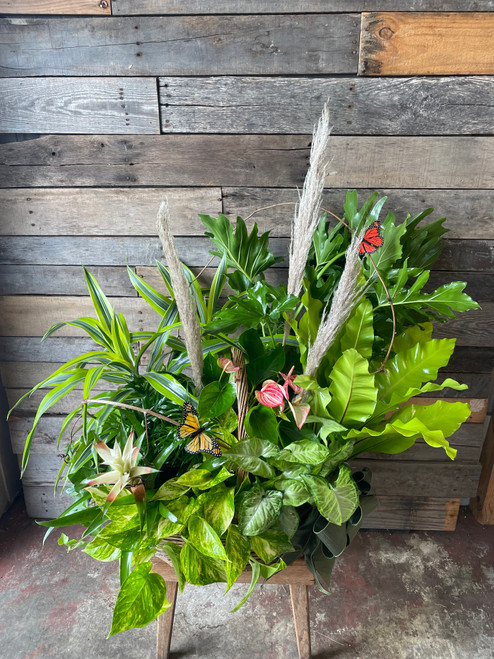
[13,107,479,636]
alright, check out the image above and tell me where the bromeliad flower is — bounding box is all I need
[255,380,287,411]
[87,431,158,502]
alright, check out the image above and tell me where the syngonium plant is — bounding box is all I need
[12,107,479,636]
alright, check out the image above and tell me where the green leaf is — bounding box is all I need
[202,352,224,386]
[37,506,102,528]
[245,405,279,442]
[150,479,190,502]
[198,380,236,418]
[238,484,283,536]
[278,505,299,539]
[224,438,278,479]
[98,524,144,552]
[280,439,330,465]
[207,253,227,322]
[327,349,377,425]
[180,541,227,585]
[250,528,292,564]
[201,483,235,537]
[302,466,359,525]
[245,345,285,388]
[225,525,250,592]
[339,298,374,359]
[143,372,194,406]
[392,323,433,353]
[84,267,113,331]
[272,478,311,507]
[161,541,186,592]
[188,515,227,560]
[305,416,347,442]
[109,562,169,636]
[231,559,261,612]
[127,266,172,316]
[83,536,121,562]
[176,467,231,490]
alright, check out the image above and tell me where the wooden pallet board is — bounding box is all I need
[362,496,460,531]
[1,135,493,189]
[158,76,494,135]
[0,0,111,13]
[0,15,359,77]
[0,78,159,135]
[359,12,494,75]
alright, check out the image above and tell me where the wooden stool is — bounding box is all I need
[153,557,315,659]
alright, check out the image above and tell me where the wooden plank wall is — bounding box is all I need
[1,2,493,529]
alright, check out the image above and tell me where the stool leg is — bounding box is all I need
[156,581,178,659]
[289,584,311,659]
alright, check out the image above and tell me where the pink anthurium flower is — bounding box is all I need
[217,357,241,373]
[280,366,304,397]
[86,431,158,502]
[255,380,287,410]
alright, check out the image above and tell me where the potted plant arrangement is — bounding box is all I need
[12,106,479,636]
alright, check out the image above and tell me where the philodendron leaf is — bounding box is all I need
[224,438,279,479]
[278,505,299,539]
[339,298,374,359]
[188,515,227,560]
[327,348,377,425]
[302,466,359,526]
[225,525,250,593]
[238,484,284,536]
[250,528,293,564]
[392,323,433,353]
[109,562,169,636]
[273,477,312,507]
[198,380,237,419]
[180,541,227,585]
[280,439,330,465]
[201,483,235,537]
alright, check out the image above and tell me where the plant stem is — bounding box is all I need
[316,250,347,279]
[368,253,396,373]
[119,551,133,586]
[82,398,180,426]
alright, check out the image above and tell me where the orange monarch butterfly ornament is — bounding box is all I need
[178,402,222,456]
[359,221,383,255]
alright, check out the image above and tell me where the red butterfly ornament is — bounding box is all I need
[359,221,383,255]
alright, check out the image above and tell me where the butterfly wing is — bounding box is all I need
[360,221,383,255]
[177,402,200,439]
[179,402,222,456]
[185,431,222,456]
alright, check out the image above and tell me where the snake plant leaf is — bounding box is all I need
[224,439,277,479]
[339,298,374,359]
[188,515,227,560]
[327,349,377,426]
[225,525,250,593]
[245,405,279,442]
[302,466,359,526]
[180,541,227,586]
[198,380,236,418]
[201,483,235,537]
[250,528,293,564]
[280,439,330,465]
[142,372,194,406]
[109,562,169,636]
[238,484,283,536]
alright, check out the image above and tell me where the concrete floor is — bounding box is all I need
[0,498,493,659]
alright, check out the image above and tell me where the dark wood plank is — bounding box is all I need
[0,15,358,77]
[359,441,482,463]
[113,0,494,14]
[362,497,460,531]
[0,0,111,13]
[1,135,492,189]
[223,187,494,240]
[0,78,159,135]
[0,188,221,235]
[159,76,494,135]
[448,348,494,375]
[0,337,98,363]
[471,416,494,524]
[435,240,494,272]
[0,265,137,296]
[156,581,178,659]
[351,460,481,498]
[359,12,494,75]
[433,303,493,348]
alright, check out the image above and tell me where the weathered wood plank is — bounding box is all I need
[223,187,494,240]
[433,304,493,349]
[112,0,494,14]
[362,496,460,531]
[2,236,492,274]
[0,15,359,77]
[7,387,88,414]
[2,362,89,388]
[0,296,160,336]
[0,188,221,236]
[23,485,74,519]
[9,416,69,455]
[361,443,481,463]
[448,348,494,375]
[0,337,98,363]
[0,78,159,135]
[0,265,138,296]
[359,12,494,75]
[407,398,487,424]
[159,76,494,135]
[1,135,492,189]
[351,460,481,498]
[0,0,111,13]
[471,416,494,523]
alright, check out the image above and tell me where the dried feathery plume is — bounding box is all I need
[156,199,203,393]
[287,103,332,298]
[304,229,366,378]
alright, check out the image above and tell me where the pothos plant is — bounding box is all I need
[13,109,479,636]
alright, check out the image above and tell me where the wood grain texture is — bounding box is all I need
[290,585,311,659]
[0,188,221,236]
[7,387,88,414]
[9,416,70,454]
[1,135,492,189]
[362,496,460,531]
[112,0,494,14]
[0,0,111,13]
[448,348,494,374]
[0,15,359,77]
[23,485,73,519]
[471,416,494,523]
[432,304,493,348]
[359,12,494,75]
[0,337,98,363]
[159,76,494,135]
[0,78,159,135]
[156,581,177,659]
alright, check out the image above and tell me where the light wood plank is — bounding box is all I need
[23,485,74,519]
[0,78,159,135]
[9,416,69,455]
[0,188,221,235]
[7,387,91,414]
[0,337,98,363]
[0,0,111,14]
[471,416,494,524]
[362,496,460,531]
[0,15,358,77]
[359,12,494,75]
[159,76,494,135]
[1,135,492,189]
[290,585,311,659]
[113,0,494,14]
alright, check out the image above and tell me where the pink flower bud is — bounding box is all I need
[255,380,286,409]
[218,357,241,373]
[280,366,304,396]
